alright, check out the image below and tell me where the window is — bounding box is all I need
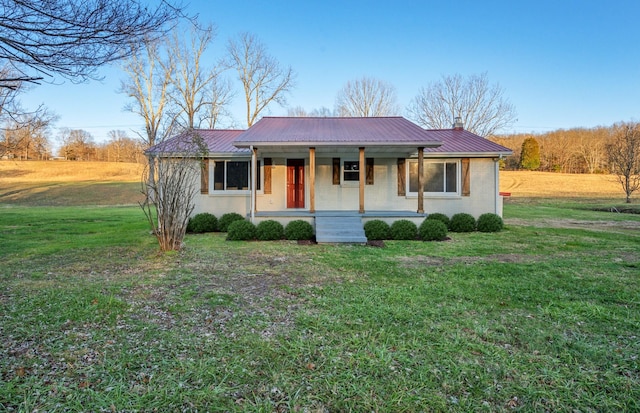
[343,160,360,181]
[333,158,374,184]
[212,160,261,191]
[408,160,458,194]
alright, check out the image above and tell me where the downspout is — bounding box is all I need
[494,155,502,216]
[251,146,256,224]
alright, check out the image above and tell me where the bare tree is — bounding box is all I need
[226,32,295,127]
[120,39,175,197]
[607,122,640,203]
[2,103,56,159]
[0,0,185,88]
[576,127,608,174]
[120,40,174,149]
[167,24,231,129]
[408,72,517,137]
[287,106,308,117]
[335,77,399,117]
[142,131,208,251]
[287,106,336,117]
[58,128,95,160]
[201,76,234,129]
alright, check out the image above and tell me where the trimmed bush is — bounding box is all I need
[284,220,314,240]
[218,212,245,232]
[477,213,504,232]
[364,220,390,240]
[426,212,450,228]
[186,213,217,233]
[226,220,256,241]
[449,213,476,232]
[390,219,418,240]
[256,220,285,241]
[419,219,448,241]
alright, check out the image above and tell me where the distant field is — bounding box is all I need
[500,171,623,199]
[0,160,145,206]
[0,160,144,182]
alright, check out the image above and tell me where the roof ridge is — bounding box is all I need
[260,116,405,120]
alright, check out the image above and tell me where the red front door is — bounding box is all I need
[286,159,305,208]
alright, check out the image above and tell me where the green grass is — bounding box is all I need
[1,204,639,412]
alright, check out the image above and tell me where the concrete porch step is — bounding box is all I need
[315,215,367,244]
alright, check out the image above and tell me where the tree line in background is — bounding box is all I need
[489,124,635,174]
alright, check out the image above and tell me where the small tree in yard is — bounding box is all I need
[607,122,640,203]
[141,131,208,251]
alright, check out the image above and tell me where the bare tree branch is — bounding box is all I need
[226,32,295,127]
[0,0,186,87]
[408,72,517,137]
[335,77,399,117]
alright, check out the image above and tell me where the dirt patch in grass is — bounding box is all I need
[398,253,544,267]
[505,217,640,233]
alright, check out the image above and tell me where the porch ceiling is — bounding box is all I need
[255,145,423,156]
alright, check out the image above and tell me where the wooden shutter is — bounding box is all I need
[332,158,340,185]
[263,158,272,194]
[397,158,406,196]
[462,158,470,196]
[366,158,374,185]
[200,159,209,194]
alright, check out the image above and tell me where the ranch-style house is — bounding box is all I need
[148,116,512,242]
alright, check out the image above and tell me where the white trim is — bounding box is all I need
[407,159,461,197]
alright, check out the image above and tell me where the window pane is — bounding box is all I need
[226,161,248,190]
[446,162,457,192]
[344,161,359,181]
[409,161,419,192]
[424,163,444,192]
[256,160,261,191]
[213,161,225,190]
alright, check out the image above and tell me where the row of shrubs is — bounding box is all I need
[364,212,504,242]
[187,211,503,242]
[187,212,314,241]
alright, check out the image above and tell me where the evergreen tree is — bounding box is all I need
[520,137,541,170]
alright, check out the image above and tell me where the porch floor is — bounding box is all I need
[254,210,427,218]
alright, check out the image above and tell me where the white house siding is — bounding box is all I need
[192,156,502,220]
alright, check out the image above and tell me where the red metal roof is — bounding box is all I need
[424,129,512,155]
[146,130,247,155]
[233,117,443,147]
[147,118,512,157]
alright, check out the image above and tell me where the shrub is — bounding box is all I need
[285,220,314,240]
[449,213,476,232]
[426,212,450,228]
[364,220,390,240]
[419,219,448,241]
[256,220,285,241]
[186,213,217,233]
[226,220,256,241]
[390,219,418,240]
[477,213,504,232]
[218,212,245,232]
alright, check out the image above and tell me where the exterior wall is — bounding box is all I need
[192,155,503,220]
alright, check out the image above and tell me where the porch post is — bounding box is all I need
[359,147,365,213]
[309,147,316,213]
[417,147,424,214]
[250,146,257,223]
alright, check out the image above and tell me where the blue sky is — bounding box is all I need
[21,0,640,145]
